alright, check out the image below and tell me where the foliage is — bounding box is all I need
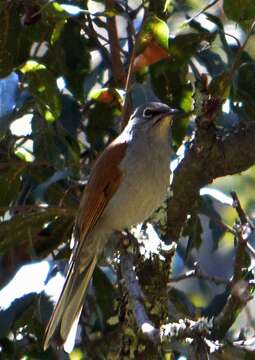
[1,0,255,359]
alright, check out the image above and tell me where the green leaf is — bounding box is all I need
[89,87,124,107]
[44,19,91,101]
[0,293,36,338]
[150,61,191,146]
[42,3,69,45]
[209,71,231,98]
[93,266,117,326]
[101,8,122,17]
[33,169,71,200]
[138,15,169,52]
[0,3,52,78]
[86,102,119,151]
[198,196,225,251]
[183,213,203,258]
[83,62,107,99]
[150,61,188,105]
[58,94,82,139]
[31,112,80,170]
[224,0,255,29]
[164,0,174,13]
[41,2,69,23]
[168,287,196,319]
[204,13,232,60]
[0,160,25,215]
[169,31,216,64]
[196,47,226,78]
[20,61,61,122]
[0,4,29,77]
[234,62,255,115]
[50,19,67,45]
[0,260,58,338]
[202,288,230,318]
[0,208,73,255]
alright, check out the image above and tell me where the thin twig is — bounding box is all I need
[0,204,74,215]
[83,15,111,67]
[231,191,254,229]
[82,17,127,57]
[168,262,230,286]
[121,11,148,128]
[231,191,248,226]
[212,193,253,338]
[184,0,220,25]
[106,0,126,87]
[246,242,255,259]
[230,21,255,76]
[121,46,136,128]
[231,191,255,259]
[224,32,241,48]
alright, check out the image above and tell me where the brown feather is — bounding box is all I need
[71,139,127,263]
[77,140,127,237]
[43,139,127,351]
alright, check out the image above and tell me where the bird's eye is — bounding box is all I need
[143,108,154,118]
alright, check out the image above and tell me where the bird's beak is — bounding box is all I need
[164,108,192,127]
[172,109,194,122]
[166,108,189,121]
[154,108,191,128]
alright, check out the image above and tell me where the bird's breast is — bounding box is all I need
[103,137,171,230]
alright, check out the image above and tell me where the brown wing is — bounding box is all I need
[71,139,128,262]
[43,139,128,350]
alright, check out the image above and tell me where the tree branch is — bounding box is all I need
[83,16,111,67]
[167,122,255,241]
[120,250,159,343]
[121,11,147,128]
[160,318,211,342]
[168,262,230,286]
[120,250,212,348]
[106,0,126,87]
[212,193,254,338]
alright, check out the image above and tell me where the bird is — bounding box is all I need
[43,101,180,352]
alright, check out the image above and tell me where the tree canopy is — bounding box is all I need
[1,0,255,359]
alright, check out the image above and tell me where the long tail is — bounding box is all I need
[43,255,97,353]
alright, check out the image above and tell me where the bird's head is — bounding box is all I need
[128,101,182,139]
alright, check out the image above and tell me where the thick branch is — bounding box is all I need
[120,251,212,346]
[167,123,255,241]
[161,318,211,342]
[212,280,252,339]
[120,251,159,342]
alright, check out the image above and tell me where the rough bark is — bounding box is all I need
[167,122,255,241]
